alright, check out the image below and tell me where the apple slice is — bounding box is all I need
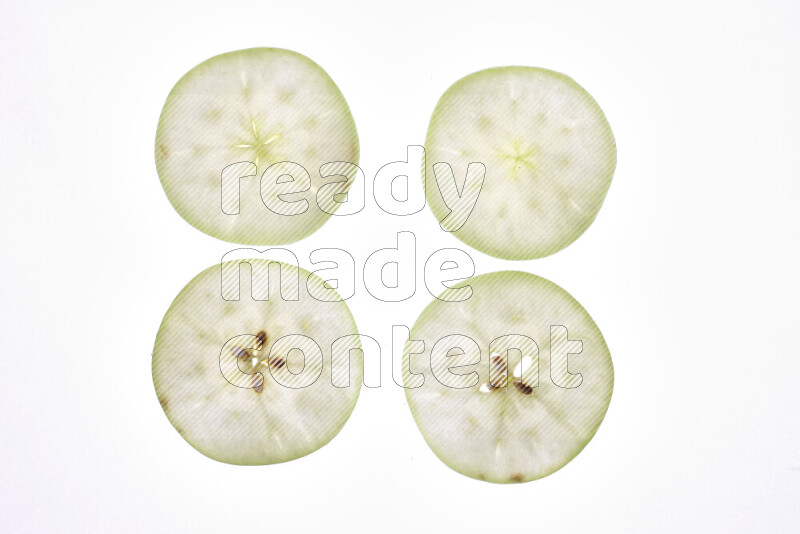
[424,67,616,259]
[152,260,362,465]
[155,48,359,245]
[404,271,613,483]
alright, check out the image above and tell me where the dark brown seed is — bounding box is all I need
[269,357,285,369]
[235,348,249,359]
[489,355,507,389]
[253,377,264,394]
[513,380,533,396]
[255,330,267,350]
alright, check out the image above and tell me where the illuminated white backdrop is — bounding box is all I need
[1,1,798,532]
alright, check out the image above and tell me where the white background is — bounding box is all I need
[1,0,799,532]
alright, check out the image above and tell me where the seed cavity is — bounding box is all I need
[233,330,269,363]
[513,355,534,377]
[481,353,536,396]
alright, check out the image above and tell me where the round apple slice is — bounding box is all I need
[424,67,616,259]
[152,260,362,465]
[155,48,359,245]
[403,271,613,483]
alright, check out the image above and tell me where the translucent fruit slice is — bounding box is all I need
[424,67,616,259]
[404,271,613,483]
[155,48,359,245]
[152,260,362,465]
